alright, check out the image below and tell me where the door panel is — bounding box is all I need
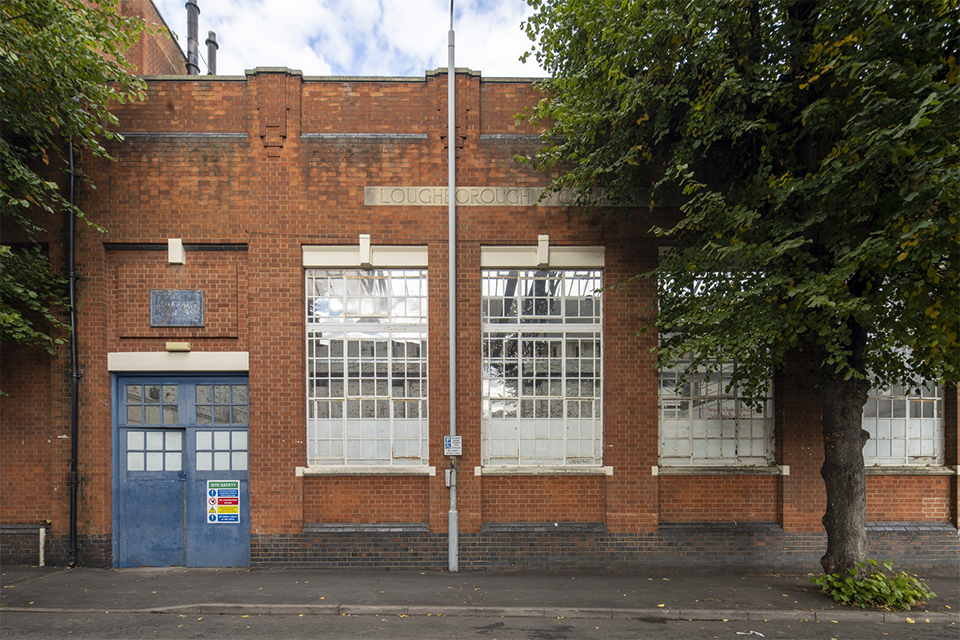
[114,376,250,568]
[186,427,250,567]
[115,428,185,567]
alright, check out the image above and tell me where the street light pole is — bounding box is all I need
[447,0,459,573]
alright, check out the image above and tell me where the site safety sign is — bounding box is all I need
[207,480,241,524]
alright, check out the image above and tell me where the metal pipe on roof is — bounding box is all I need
[205,31,218,75]
[185,1,200,75]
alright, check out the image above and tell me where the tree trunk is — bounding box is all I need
[818,371,871,575]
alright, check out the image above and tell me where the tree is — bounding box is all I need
[1,0,146,352]
[523,0,959,574]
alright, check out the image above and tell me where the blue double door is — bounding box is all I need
[113,375,250,568]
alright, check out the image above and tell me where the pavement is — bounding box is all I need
[0,565,957,624]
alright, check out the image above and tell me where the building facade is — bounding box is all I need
[1,57,957,571]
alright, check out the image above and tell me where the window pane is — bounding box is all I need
[146,452,164,471]
[126,385,142,404]
[232,451,248,470]
[232,385,248,404]
[126,406,142,425]
[127,452,145,471]
[481,270,602,466]
[214,451,231,470]
[146,431,164,450]
[145,406,161,424]
[165,452,182,471]
[214,431,230,449]
[863,383,944,465]
[162,405,178,425]
[127,431,144,450]
[658,352,773,467]
[306,269,428,466]
[232,432,247,452]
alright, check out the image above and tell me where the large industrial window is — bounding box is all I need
[862,383,943,465]
[305,268,428,466]
[659,356,774,466]
[481,269,603,467]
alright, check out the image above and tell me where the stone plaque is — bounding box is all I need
[150,289,205,327]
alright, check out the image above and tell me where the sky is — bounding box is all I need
[151,0,546,78]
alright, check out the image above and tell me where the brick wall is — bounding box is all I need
[2,69,956,570]
[108,248,248,346]
[659,476,779,523]
[121,0,186,76]
[866,475,953,522]
[303,477,430,524]
[481,476,606,523]
[776,356,828,532]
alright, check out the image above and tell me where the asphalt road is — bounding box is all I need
[2,612,956,640]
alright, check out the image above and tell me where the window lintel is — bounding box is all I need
[480,244,604,269]
[302,243,427,268]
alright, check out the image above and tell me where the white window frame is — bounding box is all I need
[480,240,606,470]
[302,241,432,472]
[658,354,775,467]
[862,382,944,466]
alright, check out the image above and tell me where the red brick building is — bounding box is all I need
[1,12,957,572]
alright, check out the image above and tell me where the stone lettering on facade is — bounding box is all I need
[364,186,575,207]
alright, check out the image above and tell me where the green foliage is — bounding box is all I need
[524,0,959,574]
[812,560,937,610]
[523,0,959,397]
[0,0,147,351]
[0,245,70,352]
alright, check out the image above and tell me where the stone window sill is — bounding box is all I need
[865,465,957,476]
[653,465,789,476]
[475,465,613,477]
[296,465,435,477]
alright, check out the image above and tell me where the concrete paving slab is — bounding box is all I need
[1,565,954,625]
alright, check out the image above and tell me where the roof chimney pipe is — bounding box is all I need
[205,31,218,75]
[185,0,200,75]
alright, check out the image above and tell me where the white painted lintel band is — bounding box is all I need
[481,245,604,269]
[108,351,249,372]
[302,245,428,268]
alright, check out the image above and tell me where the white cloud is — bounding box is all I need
[150,0,544,77]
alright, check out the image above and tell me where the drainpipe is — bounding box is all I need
[185,1,200,75]
[447,0,458,573]
[67,141,81,567]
